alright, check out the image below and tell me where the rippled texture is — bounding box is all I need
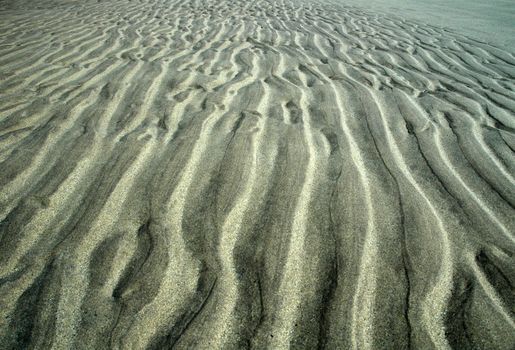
[0,0,514,349]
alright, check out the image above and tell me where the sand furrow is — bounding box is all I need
[370,90,454,349]
[201,82,269,349]
[269,68,327,349]
[0,88,103,221]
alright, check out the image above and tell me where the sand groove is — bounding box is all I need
[0,0,514,349]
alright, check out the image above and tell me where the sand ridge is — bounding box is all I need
[0,0,514,349]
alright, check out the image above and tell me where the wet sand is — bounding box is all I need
[0,0,514,349]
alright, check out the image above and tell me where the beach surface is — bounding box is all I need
[334,0,515,49]
[0,0,514,349]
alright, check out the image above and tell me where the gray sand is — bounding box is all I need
[334,0,515,48]
[0,0,514,349]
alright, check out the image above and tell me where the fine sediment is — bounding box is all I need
[0,0,514,349]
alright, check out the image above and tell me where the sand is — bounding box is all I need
[332,0,515,49]
[0,0,514,349]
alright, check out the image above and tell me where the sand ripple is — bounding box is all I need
[0,0,514,349]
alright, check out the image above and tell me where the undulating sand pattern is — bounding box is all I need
[0,0,514,349]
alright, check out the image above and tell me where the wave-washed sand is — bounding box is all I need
[0,0,514,349]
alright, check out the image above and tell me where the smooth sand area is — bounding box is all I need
[0,0,514,349]
[332,0,515,49]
